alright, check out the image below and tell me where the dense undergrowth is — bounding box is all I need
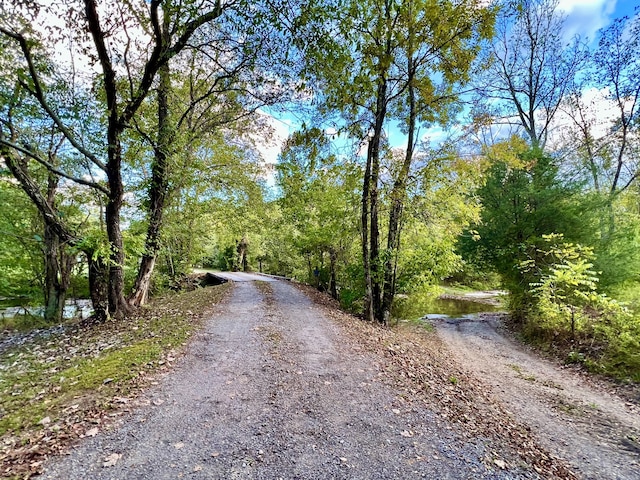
[519,295,640,383]
[0,283,230,479]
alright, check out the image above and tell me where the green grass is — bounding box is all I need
[0,283,230,444]
[0,313,51,332]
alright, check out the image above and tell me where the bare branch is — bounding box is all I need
[0,137,110,195]
[0,26,107,171]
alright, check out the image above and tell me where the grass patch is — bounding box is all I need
[0,283,230,479]
[1,313,51,333]
[254,280,274,295]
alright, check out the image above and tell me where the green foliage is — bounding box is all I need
[272,127,361,292]
[518,234,639,381]
[0,180,42,299]
[521,234,612,333]
[459,140,594,316]
[592,194,640,292]
[338,261,366,312]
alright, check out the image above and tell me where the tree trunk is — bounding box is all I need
[329,249,338,300]
[381,53,417,323]
[87,251,109,322]
[85,0,131,319]
[236,236,249,272]
[43,227,64,322]
[43,222,74,323]
[43,172,74,323]
[365,75,388,323]
[0,146,77,322]
[105,133,131,318]
[130,27,172,307]
[361,138,374,322]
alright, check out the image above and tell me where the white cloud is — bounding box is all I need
[253,111,297,165]
[558,0,617,40]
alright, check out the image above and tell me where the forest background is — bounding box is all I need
[1,0,639,380]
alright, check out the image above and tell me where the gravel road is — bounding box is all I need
[40,280,529,479]
[434,314,640,480]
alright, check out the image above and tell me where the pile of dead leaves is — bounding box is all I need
[0,284,230,480]
[298,284,578,480]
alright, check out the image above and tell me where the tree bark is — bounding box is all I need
[365,74,388,323]
[43,175,74,323]
[129,18,172,307]
[361,135,374,322]
[381,53,417,323]
[0,145,77,321]
[87,252,109,322]
[329,248,338,300]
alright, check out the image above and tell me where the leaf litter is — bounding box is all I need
[297,283,578,479]
[0,284,230,479]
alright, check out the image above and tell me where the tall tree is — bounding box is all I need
[380,0,494,322]
[0,0,225,318]
[473,0,586,149]
[129,2,282,306]
[297,0,493,322]
[563,15,640,206]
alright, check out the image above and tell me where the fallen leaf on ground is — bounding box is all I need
[103,453,122,467]
[494,458,507,469]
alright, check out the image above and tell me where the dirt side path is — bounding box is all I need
[434,314,640,480]
[41,281,532,479]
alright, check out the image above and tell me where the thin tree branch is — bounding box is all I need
[0,138,110,195]
[0,26,106,172]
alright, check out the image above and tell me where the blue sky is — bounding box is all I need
[560,0,637,40]
[262,0,639,163]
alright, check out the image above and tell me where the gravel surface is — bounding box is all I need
[434,313,640,480]
[40,280,530,479]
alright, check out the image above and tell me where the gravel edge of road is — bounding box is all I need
[295,284,579,480]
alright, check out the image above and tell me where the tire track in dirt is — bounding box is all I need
[40,280,532,479]
[434,314,640,480]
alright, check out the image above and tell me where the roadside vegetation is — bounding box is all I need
[0,0,638,441]
[0,284,229,479]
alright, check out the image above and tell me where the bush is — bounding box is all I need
[520,234,639,380]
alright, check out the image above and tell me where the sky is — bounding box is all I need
[559,0,635,40]
[260,0,640,165]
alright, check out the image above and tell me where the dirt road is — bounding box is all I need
[434,314,640,480]
[41,280,530,479]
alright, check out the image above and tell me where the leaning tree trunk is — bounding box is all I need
[129,40,172,307]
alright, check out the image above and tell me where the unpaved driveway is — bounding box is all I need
[434,314,640,480]
[41,281,530,479]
